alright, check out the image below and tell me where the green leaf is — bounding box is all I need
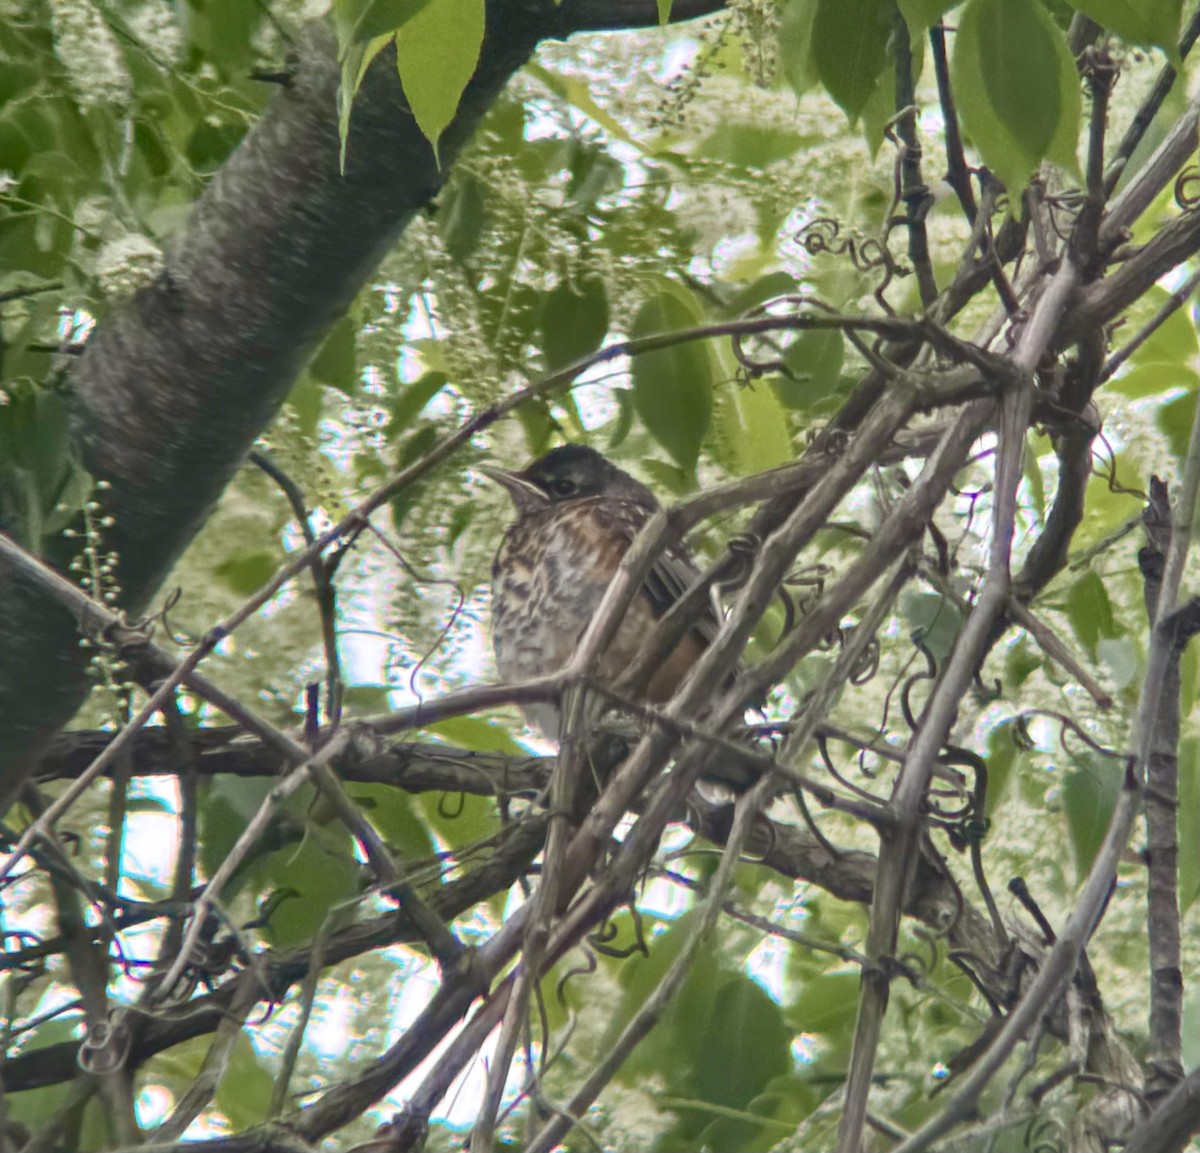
[607,388,636,450]
[610,911,724,1091]
[309,315,358,394]
[145,1036,208,1099]
[516,398,556,456]
[287,379,325,439]
[812,0,894,119]
[1004,635,1041,693]
[446,498,475,546]
[684,975,792,1150]
[785,969,860,1034]
[1158,389,1198,462]
[859,33,922,156]
[898,0,959,29]
[1074,455,1144,551]
[777,327,846,408]
[952,0,1081,199]
[338,33,392,171]
[1109,286,1200,400]
[1183,990,1200,1070]
[1024,431,1047,520]
[539,277,609,370]
[657,0,673,23]
[214,550,279,596]
[214,1034,274,1130]
[566,141,625,208]
[423,715,526,755]
[779,0,820,96]
[1096,636,1139,690]
[205,0,257,76]
[415,789,500,849]
[723,271,800,318]
[1065,0,1183,64]
[394,0,485,163]
[526,63,642,151]
[198,778,275,884]
[390,424,439,527]
[438,172,488,260]
[0,385,91,549]
[902,591,964,665]
[6,1021,88,1133]
[1062,754,1122,882]
[985,720,1020,817]
[341,684,393,714]
[349,784,437,856]
[694,975,791,1106]
[1065,569,1116,656]
[334,0,437,47]
[389,370,448,436]
[640,455,693,495]
[1183,638,1199,719]
[256,830,362,949]
[1179,737,1200,910]
[721,381,793,474]
[629,283,714,471]
[1111,362,1200,401]
[697,123,807,170]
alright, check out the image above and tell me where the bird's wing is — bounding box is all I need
[600,499,723,647]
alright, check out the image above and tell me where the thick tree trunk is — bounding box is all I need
[0,1,718,808]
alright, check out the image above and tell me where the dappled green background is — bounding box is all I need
[4,0,1200,1149]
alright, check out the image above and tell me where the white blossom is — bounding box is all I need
[50,0,131,109]
[95,233,163,298]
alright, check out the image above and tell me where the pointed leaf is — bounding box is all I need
[438,172,488,260]
[952,0,1081,199]
[779,0,820,96]
[338,33,392,171]
[1066,569,1116,656]
[539,277,609,370]
[334,0,436,47]
[1158,390,1197,463]
[630,284,714,471]
[812,0,894,119]
[394,0,484,162]
[1096,636,1139,690]
[722,381,793,474]
[1063,755,1122,881]
[309,314,358,394]
[389,369,448,436]
[778,326,845,408]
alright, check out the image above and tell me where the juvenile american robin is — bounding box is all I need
[484,444,718,740]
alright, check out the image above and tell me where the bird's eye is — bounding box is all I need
[552,477,577,497]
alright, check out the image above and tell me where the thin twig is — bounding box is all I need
[929,24,976,224]
[892,13,936,308]
[1101,265,1200,381]
[249,450,344,726]
[1104,2,1200,196]
[524,773,777,1153]
[1140,479,1186,1095]
[891,292,1200,1153]
[838,376,1033,1153]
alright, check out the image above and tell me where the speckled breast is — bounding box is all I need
[490,497,677,738]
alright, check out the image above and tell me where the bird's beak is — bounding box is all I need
[480,465,548,513]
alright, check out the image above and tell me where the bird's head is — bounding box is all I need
[483,444,658,515]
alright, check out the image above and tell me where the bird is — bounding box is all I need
[483,444,719,741]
